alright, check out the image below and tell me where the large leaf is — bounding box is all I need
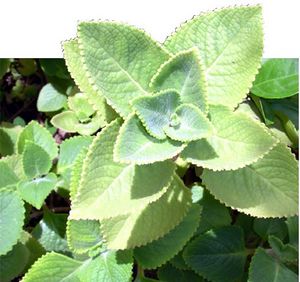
[202,143,298,217]
[248,248,298,282]
[0,189,25,255]
[183,226,247,282]
[134,204,201,269]
[100,175,192,249]
[0,159,20,189]
[77,22,170,117]
[22,250,133,282]
[17,121,58,159]
[114,114,185,164]
[164,5,263,108]
[251,59,299,99]
[70,119,176,220]
[181,105,276,170]
[150,48,208,113]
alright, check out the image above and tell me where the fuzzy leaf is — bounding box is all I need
[37,83,67,112]
[150,48,207,113]
[251,59,299,99]
[114,114,185,164]
[202,143,298,217]
[78,22,170,117]
[100,175,192,249]
[181,104,276,170]
[164,104,213,142]
[18,173,57,209]
[22,250,133,282]
[183,226,246,282]
[68,92,95,121]
[70,119,176,220]
[17,121,58,159]
[22,142,52,178]
[164,5,263,108]
[131,90,180,139]
[134,204,201,269]
[0,160,20,189]
[0,189,25,255]
[248,248,298,282]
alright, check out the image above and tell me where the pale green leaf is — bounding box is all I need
[22,142,52,178]
[63,39,118,124]
[0,189,25,255]
[165,5,263,108]
[18,173,57,209]
[100,175,192,249]
[202,143,298,217]
[134,204,201,269]
[114,114,185,164]
[253,218,287,240]
[150,48,208,113]
[70,119,176,220]
[17,121,58,159]
[22,250,133,282]
[37,83,67,112]
[164,104,214,142]
[131,90,180,139]
[0,160,20,189]
[181,104,276,170]
[77,22,170,117]
[251,59,299,99]
[248,248,298,282]
[183,226,247,282]
[68,92,95,121]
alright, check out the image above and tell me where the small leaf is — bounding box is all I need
[17,121,58,159]
[134,204,201,269]
[114,114,185,164]
[165,5,263,108]
[22,250,133,282]
[150,48,208,113]
[18,173,57,209]
[164,104,214,142]
[248,248,298,282]
[131,90,180,139]
[0,189,25,255]
[68,92,95,120]
[183,226,247,282]
[253,218,288,240]
[37,83,67,112]
[251,59,299,99]
[202,143,298,217]
[181,104,277,170]
[78,22,170,117]
[22,142,52,178]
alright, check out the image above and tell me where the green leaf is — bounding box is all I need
[0,159,20,189]
[17,121,58,159]
[68,92,95,120]
[150,48,208,113]
[164,6,263,108]
[134,204,201,269]
[32,210,69,253]
[252,59,299,99]
[39,59,71,80]
[286,216,298,248]
[169,251,189,270]
[77,21,170,117]
[164,104,214,142]
[66,219,102,254]
[183,226,247,282]
[253,218,287,240]
[22,250,133,282]
[18,173,57,209]
[63,39,117,124]
[181,104,276,170]
[114,114,185,164]
[158,263,203,282]
[37,83,67,112]
[100,175,192,249]
[131,90,180,139]
[0,189,25,255]
[22,142,52,178]
[248,248,298,282]
[70,119,176,220]
[202,143,298,217]
[0,123,22,156]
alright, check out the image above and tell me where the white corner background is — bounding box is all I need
[0,0,299,58]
